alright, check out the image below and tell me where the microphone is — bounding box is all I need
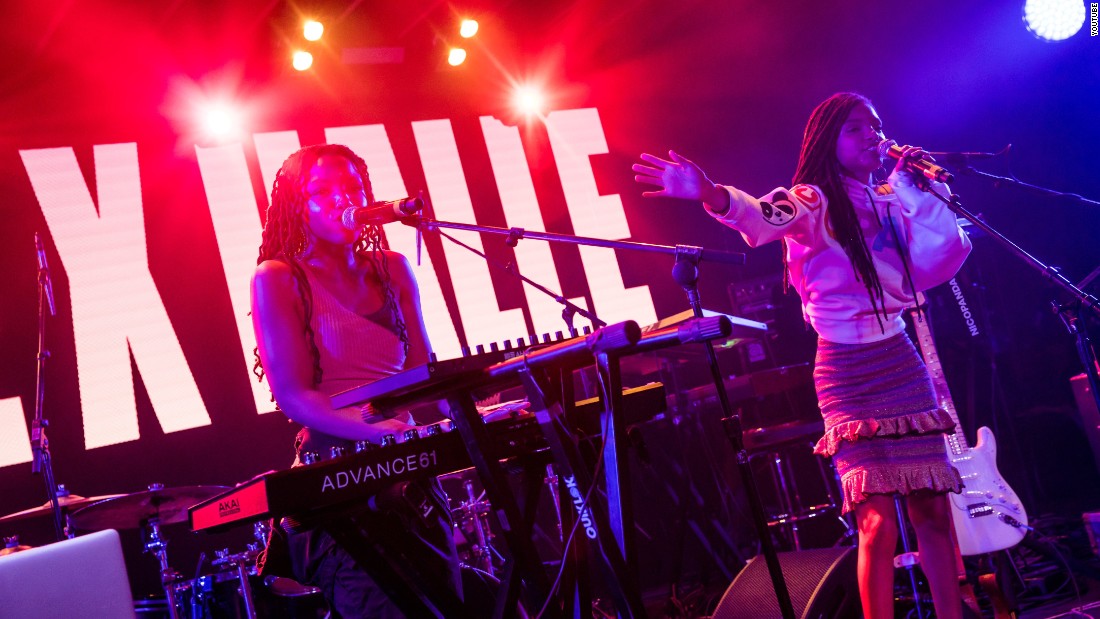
[341,195,424,229]
[878,139,954,183]
[34,232,56,316]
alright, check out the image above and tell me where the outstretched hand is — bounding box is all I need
[633,150,722,204]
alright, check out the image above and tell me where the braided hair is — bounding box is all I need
[789,92,887,330]
[252,144,410,390]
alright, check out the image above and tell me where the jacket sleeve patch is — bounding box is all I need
[759,191,798,226]
[792,184,822,211]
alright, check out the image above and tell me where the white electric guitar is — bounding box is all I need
[910,294,1028,555]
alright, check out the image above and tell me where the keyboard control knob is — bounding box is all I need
[381,434,397,447]
[425,424,443,436]
[403,429,420,442]
[354,440,375,453]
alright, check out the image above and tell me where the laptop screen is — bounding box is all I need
[0,529,134,618]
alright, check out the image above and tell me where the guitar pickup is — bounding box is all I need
[966,503,995,518]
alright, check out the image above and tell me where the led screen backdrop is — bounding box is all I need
[2,0,1099,541]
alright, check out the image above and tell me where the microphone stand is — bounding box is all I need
[917,181,1100,416]
[955,162,1100,208]
[31,232,65,542]
[423,222,605,334]
[671,247,796,619]
[411,216,798,619]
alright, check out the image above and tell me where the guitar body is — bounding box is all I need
[946,425,1027,556]
[909,292,1028,557]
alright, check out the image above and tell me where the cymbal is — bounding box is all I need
[1,535,33,556]
[0,493,124,524]
[69,485,228,530]
[0,543,33,556]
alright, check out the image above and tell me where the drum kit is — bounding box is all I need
[0,483,325,619]
[1,475,517,618]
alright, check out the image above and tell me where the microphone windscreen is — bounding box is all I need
[341,206,358,230]
[877,139,897,159]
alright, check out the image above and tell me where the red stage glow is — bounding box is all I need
[513,85,545,117]
[198,102,245,141]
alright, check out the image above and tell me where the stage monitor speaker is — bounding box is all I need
[710,546,859,619]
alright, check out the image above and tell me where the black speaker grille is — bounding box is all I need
[711,547,859,619]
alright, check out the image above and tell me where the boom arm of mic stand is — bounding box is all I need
[411,217,606,330]
[922,185,1100,319]
[922,184,1100,430]
[413,216,745,332]
[957,166,1100,208]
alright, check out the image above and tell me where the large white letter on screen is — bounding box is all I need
[20,144,210,449]
[543,108,657,327]
[324,125,461,359]
[411,119,526,349]
[0,397,32,468]
[479,116,587,334]
[195,142,270,414]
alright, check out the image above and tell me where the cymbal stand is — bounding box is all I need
[30,232,64,541]
[457,478,496,576]
[143,517,182,619]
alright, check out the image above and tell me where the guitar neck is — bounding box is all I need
[910,293,969,455]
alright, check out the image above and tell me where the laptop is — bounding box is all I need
[0,529,135,618]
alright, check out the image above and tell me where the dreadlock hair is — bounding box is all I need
[252,143,411,391]
[789,92,888,330]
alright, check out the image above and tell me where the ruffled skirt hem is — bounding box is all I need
[812,407,956,458]
[839,461,963,514]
